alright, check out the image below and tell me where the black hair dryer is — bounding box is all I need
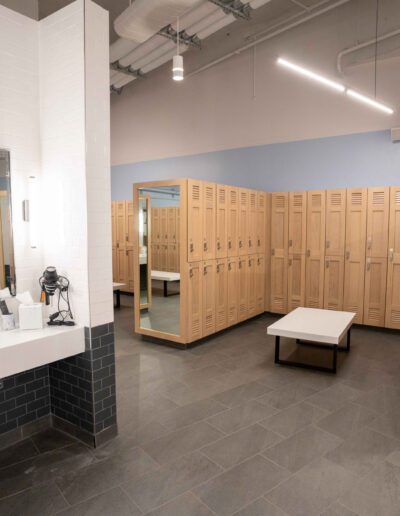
[39,267,75,326]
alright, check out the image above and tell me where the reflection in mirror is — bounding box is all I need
[138,186,180,336]
[0,150,15,295]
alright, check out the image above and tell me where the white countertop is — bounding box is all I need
[267,307,355,345]
[0,325,85,378]
[151,270,180,281]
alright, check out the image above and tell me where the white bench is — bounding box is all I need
[151,271,180,297]
[112,282,126,308]
[267,307,355,373]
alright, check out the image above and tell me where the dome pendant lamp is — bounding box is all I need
[172,17,184,81]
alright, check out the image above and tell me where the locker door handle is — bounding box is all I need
[249,239,252,248]
[366,258,371,271]
[117,242,119,248]
[228,240,232,249]
[248,260,251,267]
[204,242,208,252]
[165,234,168,239]
[289,239,293,247]
[258,239,261,246]
[126,236,129,242]
[190,243,194,253]
[203,266,208,275]
[257,258,260,265]
[190,269,193,278]
[271,248,275,256]
[239,240,243,248]
[217,241,221,250]
[326,240,330,249]
[126,250,128,256]
[326,260,330,268]
[217,265,220,273]
[306,249,310,257]
[367,237,372,250]
[228,263,232,271]
[389,248,394,261]
[239,261,242,269]
[289,259,292,266]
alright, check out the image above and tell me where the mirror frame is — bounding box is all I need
[0,149,16,295]
[133,179,188,345]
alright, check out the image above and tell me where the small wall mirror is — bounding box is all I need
[136,184,181,338]
[0,150,16,295]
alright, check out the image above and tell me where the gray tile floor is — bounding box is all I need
[1,295,400,515]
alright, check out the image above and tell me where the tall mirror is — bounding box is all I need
[137,185,180,337]
[0,150,15,295]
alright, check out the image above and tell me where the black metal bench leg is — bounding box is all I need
[332,345,338,374]
[346,328,351,352]
[114,290,121,309]
[275,336,280,364]
[163,281,168,297]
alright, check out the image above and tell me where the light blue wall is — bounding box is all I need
[112,130,400,200]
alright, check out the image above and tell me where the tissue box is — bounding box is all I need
[19,303,43,330]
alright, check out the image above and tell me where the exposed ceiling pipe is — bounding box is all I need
[188,0,352,78]
[337,28,400,74]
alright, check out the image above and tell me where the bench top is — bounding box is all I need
[113,282,126,290]
[151,271,180,282]
[267,307,356,345]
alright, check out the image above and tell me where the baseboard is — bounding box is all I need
[52,415,118,448]
[0,414,52,450]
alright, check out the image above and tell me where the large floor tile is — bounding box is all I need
[233,497,289,515]
[339,459,400,516]
[145,492,214,516]
[141,421,223,464]
[257,384,317,411]
[321,502,359,515]
[353,385,400,415]
[201,424,281,469]
[260,401,327,438]
[212,381,272,408]
[263,425,341,473]
[123,451,222,513]
[206,400,278,435]
[265,457,356,516]
[368,406,400,440]
[194,455,289,516]
[158,398,228,432]
[30,428,77,453]
[325,427,400,477]
[0,438,38,469]
[0,482,68,516]
[58,487,142,516]
[316,402,377,440]
[57,446,158,505]
[307,384,362,413]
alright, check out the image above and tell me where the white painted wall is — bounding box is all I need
[110,0,400,166]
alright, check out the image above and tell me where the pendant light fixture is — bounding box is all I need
[172,17,184,81]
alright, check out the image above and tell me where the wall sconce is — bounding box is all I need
[22,176,39,248]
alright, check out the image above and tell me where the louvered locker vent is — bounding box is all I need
[192,319,200,334]
[240,191,247,205]
[390,311,400,324]
[275,196,285,209]
[258,195,265,209]
[395,191,400,205]
[351,192,362,205]
[293,195,303,207]
[191,185,200,200]
[367,308,380,321]
[217,311,225,325]
[218,188,226,203]
[330,193,342,205]
[205,314,213,330]
[372,191,384,205]
[205,187,214,201]
[250,193,256,208]
[311,194,321,208]
[230,190,237,204]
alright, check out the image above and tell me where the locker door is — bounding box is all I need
[176,208,180,243]
[160,208,168,244]
[116,248,126,283]
[203,183,216,260]
[248,255,257,317]
[256,192,266,254]
[203,260,216,336]
[126,201,134,248]
[167,207,177,243]
[188,262,203,342]
[227,187,239,257]
[112,248,117,282]
[152,208,160,243]
[216,185,228,258]
[238,256,248,321]
[289,192,307,254]
[366,187,390,258]
[126,248,134,292]
[325,189,346,256]
[227,257,238,326]
[385,187,400,329]
[238,189,249,256]
[151,244,159,271]
[116,201,126,250]
[324,256,344,310]
[188,180,203,262]
[159,244,168,271]
[248,190,257,254]
[167,243,176,272]
[343,189,367,323]
[305,190,326,308]
[216,258,228,331]
[364,257,387,327]
[256,254,265,314]
[270,193,288,313]
[288,254,306,311]
[265,193,271,312]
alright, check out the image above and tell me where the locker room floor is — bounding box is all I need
[1,295,400,515]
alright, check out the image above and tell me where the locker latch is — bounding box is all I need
[271,248,275,256]
[239,240,243,248]
[217,241,221,250]
[228,241,232,249]
[190,242,194,253]
[389,248,394,261]
[258,239,261,246]
[190,269,193,278]
[228,263,232,271]
[249,240,252,247]
[203,266,207,275]
[326,260,330,268]
[217,265,220,273]
[345,251,350,260]
[326,240,330,249]
[289,239,292,247]
[204,242,208,252]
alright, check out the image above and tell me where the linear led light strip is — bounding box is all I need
[277,57,394,115]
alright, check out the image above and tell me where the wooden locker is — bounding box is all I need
[152,208,160,243]
[270,192,288,313]
[248,190,257,254]
[227,257,238,326]
[188,180,203,262]
[256,192,266,254]
[385,187,400,329]
[126,248,134,292]
[238,189,249,256]
[256,254,265,314]
[112,247,117,282]
[151,244,159,271]
[288,254,306,311]
[126,201,134,247]
[176,208,180,243]
[167,207,177,243]
[343,188,367,323]
[116,248,126,283]
[324,256,344,310]
[159,244,168,271]
[203,260,216,336]
[264,193,271,312]
[216,185,228,259]
[227,187,239,257]
[289,192,307,254]
[160,208,168,243]
[364,257,387,327]
[364,187,390,327]
[188,262,202,342]
[238,256,248,321]
[167,243,177,272]
[248,255,257,317]
[203,183,216,260]
[116,201,126,249]
[305,190,326,308]
[216,258,228,331]
[366,187,390,258]
[325,189,346,256]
